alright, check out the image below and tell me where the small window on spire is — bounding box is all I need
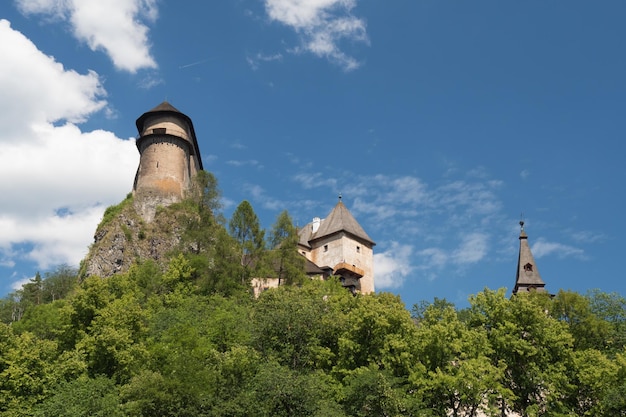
[524,263,533,272]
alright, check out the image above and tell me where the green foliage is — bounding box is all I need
[1,276,625,416]
[2,182,625,416]
[33,375,122,417]
[99,194,133,230]
[252,280,350,371]
[229,200,266,285]
[468,289,575,416]
[268,210,307,285]
[343,366,425,417]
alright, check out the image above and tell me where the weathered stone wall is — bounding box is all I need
[305,232,375,294]
[134,135,191,200]
[133,109,203,222]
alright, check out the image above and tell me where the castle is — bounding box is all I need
[129,102,548,297]
[132,102,377,294]
[297,197,375,294]
[133,101,204,221]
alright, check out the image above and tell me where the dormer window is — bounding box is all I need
[524,263,533,272]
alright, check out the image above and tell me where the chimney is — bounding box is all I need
[312,217,321,233]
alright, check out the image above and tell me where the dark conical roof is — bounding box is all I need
[135,101,203,170]
[513,222,546,294]
[299,198,375,247]
[135,101,189,131]
[148,101,182,113]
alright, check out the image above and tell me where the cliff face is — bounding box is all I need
[81,195,193,278]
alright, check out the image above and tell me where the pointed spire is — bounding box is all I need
[513,221,546,294]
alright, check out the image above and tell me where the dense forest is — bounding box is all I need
[1,173,625,416]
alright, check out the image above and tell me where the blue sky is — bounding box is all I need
[0,0,624,309]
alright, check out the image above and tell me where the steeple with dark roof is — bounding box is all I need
[513,221,546,294]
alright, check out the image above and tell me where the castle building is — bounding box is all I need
[133,101,203,221]
[512,221,547,295]
[298,197,375,294]
[131,103,376,294]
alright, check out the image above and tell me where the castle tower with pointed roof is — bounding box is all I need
[298,197,375,294]
[513,221,547,295]
[133,102,203,220]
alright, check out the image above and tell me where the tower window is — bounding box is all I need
[324,245,328,252]
[524,263,533,272]
[356,246,360,253]
[153,128,166,134]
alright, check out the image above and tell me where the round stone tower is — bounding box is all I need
[133,102,203,221]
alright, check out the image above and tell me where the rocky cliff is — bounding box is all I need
[80,194,196,278]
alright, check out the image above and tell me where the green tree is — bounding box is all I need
[342,366,425,417]
[564,348,621,416]
[42,265,78,302]
[33,376,122,417]
[229,200,266,285]
[587,289,626,353]
[268,210,306,286]
[252,280,350,371]
[600,349,626,416]
[550,290,612,351]
[22,272,44,306]
[336,293,418,378]
[413,301,510,417]
[239,361,343,417]
[189,170,222,219]
[77,291,148,383]
[0,325,62,414]
[468,289,574,416]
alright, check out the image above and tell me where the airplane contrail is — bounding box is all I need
[179,58,210,69]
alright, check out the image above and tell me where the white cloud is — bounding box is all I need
[15,0,158,73]
[226,159,263,168]
[0,20,106,136]
[568,230,606,244]
[417,247,448,269]
[0,21,138,271]
[373,242,414,289]
[451,232,489,264]
[264,0,368,71]
[532,239,585,260]
[246,52,283,70]
[293,172,338,190]
[291,170,508,283]
[11,276,32,292]
[244,184,285,211]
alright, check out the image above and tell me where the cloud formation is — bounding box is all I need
[0,20,137,274]
[374,242,414,289]
[292,170,505,285]
[246,52,283,70]
[264,0,368,71]
[532,239,585,260]
[15,0,158,73]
